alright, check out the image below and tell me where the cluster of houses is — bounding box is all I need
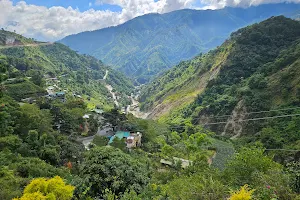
[44,74,143,149]
[81,106,143,149]
[45,76,84,103]
[45,77,67,102]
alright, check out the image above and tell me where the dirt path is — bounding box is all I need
[103,70,149,118]
[105,83,119,107]
[103,70,109,80]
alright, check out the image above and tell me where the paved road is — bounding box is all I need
[78,127,113,149]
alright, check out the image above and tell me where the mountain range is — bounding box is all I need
[2,3,300,200]
[60,3,300,83]
[140,16,300,141]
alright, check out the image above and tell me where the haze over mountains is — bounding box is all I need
[60,3,300,83]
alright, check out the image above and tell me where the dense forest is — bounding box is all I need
[2,71,300,199]
[1,16,300,200]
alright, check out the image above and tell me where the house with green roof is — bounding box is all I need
[109,131,142,148]
[109,131,130,144]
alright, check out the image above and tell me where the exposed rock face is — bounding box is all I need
[195,100,247,138]
[221,100,247,139]
[5,35,15,45]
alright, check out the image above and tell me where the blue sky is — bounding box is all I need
[11,0,123,12]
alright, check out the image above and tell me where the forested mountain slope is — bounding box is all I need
[60,3,300,83]
[140,16,300,147]
[0,30,134,107]
[1,26,300,200]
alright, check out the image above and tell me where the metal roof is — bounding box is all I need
[108,131,130,144]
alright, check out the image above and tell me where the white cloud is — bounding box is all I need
[0,0,196,41]
[95,0,196,22]
[0,0,299,41]
[89,2,93,7]
[0,0,120,41]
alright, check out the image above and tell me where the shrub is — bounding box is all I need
[13,176,74,200]
[229,185,255,200]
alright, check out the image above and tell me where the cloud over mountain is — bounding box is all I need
[0,0,299,41]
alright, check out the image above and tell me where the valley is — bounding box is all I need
[60,3,300,84]
[127,95,150,119]
[101,69,150,118]
[1,3,300,200]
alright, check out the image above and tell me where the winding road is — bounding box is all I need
[105,84,119,107]
[103,70,120,107]
[103,70,109,80]
[79,70,149,147]
[104,70,149,118]
[0,42,53,49]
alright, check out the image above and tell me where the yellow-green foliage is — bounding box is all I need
[229,185,255,200]
[13,176,75,200]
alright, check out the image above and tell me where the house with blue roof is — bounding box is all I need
[109,131,130,144]
[56,91,65,97]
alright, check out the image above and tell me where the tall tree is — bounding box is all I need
[78,146,149,198]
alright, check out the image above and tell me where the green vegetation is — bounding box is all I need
[139,41,233,115]
[78,147,150,198]
[1,16,300,200]
[0,30,36,46]
[134,16,300,199]
[5,80,46,101]
[141,17,300,154]
[0,30,134,108]
[5,73,296,199]
[92,135,109,147]
[13,176,74,200]
[60,3,300,83]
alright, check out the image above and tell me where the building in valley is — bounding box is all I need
[109,131,142,149]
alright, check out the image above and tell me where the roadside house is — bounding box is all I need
[109,131,142,149]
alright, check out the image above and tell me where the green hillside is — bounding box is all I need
[0,30,36,46]
[60,3,300,83]
[0,30,134,108]
[140,16,300,150]
[1,17,300,200]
